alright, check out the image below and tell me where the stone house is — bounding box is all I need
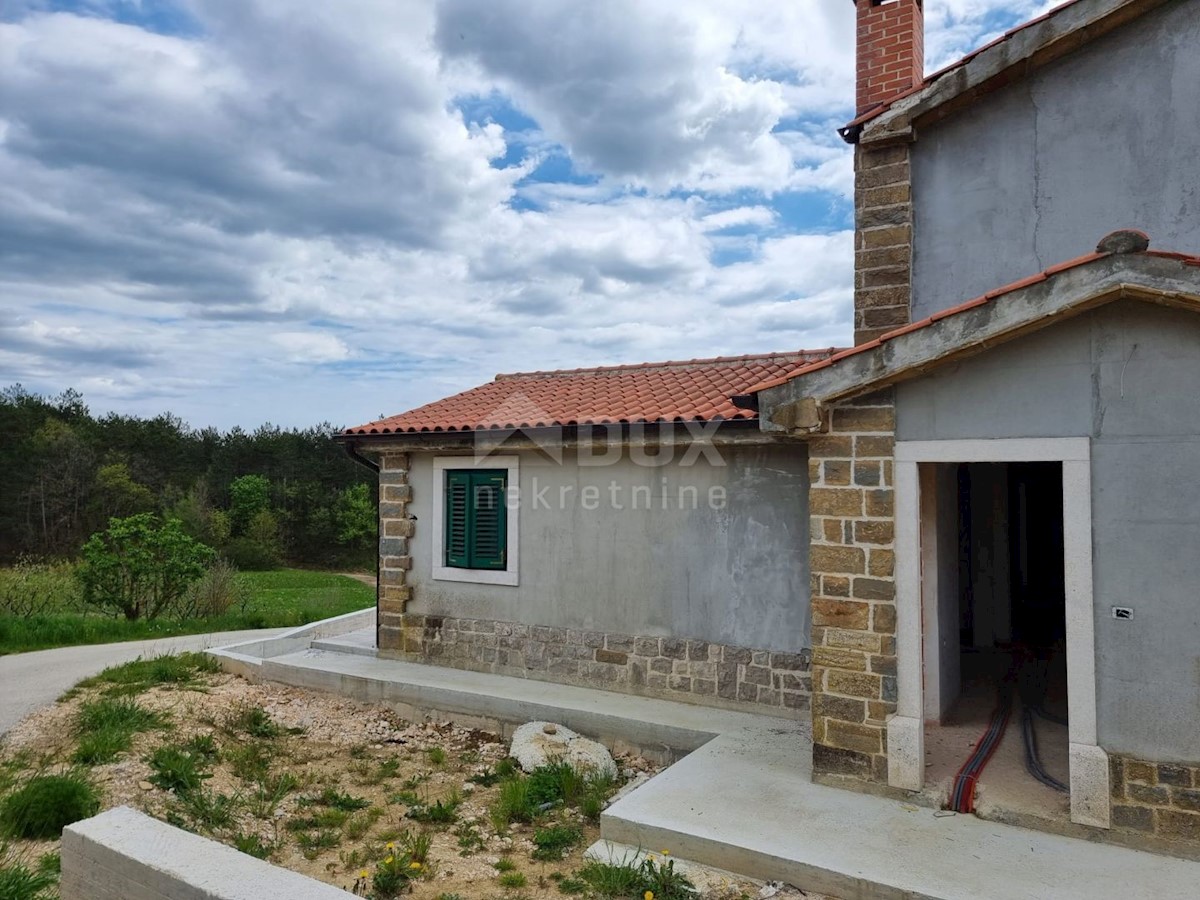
[339,0,1200,849]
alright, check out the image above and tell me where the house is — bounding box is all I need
[338,0,1200,850]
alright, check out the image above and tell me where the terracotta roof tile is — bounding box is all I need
[344,349,842,436]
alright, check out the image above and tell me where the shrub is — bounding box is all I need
[223,537,281,572]
[0,559,80,618]
[78,514,215,620]
[0,772,100,839]
[177,560,247,618]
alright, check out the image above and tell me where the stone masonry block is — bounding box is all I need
[826,670,882,700]
[810,545,866,575]
[812,598,870,631]
[810,488,864,518]
[825,719,883,755]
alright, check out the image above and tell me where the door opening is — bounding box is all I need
[923,461,1071,821]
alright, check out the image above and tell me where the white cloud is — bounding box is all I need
[271,332,352,364]
[0,0,1040,428]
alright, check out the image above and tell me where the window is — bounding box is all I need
[432,456,519,586]
[444,469,507,569]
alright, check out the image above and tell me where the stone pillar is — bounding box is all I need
[854,143,913,345]
[377,452,413,651]
[807,391,897,783]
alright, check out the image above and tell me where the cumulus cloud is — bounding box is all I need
[0,0,1040,428]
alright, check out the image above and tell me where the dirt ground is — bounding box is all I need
[0,666,823,899]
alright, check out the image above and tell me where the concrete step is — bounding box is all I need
[251,648,794,758]
[600,725,1200,900]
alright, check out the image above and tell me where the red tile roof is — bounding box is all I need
[344,349,842,435]
[844,0,1098,134]
[745,245,1200,395]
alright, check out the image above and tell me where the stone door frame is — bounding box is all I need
[886,437,1110,828]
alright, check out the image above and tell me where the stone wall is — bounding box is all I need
[854,143,913,345]
[387,614,811,716]
[378,451,414,652]
[806,391,898,783]
[1110,756,1200,844]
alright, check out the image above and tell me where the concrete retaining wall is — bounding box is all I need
[61,806,349,899]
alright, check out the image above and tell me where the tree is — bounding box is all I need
[78,514,216,620]
[228,474,271,536]
[334,483,375,546]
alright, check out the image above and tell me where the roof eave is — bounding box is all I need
[757,254,1200,432]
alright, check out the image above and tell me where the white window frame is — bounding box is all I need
[431,456,519,587]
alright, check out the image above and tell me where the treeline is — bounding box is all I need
[0,385,376,569]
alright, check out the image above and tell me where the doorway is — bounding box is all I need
[887,438,1110,829]
[923,461,1070,821]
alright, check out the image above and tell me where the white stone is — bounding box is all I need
[509,721,617,779]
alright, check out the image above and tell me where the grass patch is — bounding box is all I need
[0,772,100,840]
[233,831,277,860]
[172,788,238,832]
[66,652,220,699]
[406,791,461,825]
[0,569,373,656]
[490,761,616,830]
[146,744,212,794]
[577,855,697,900]
[498,870,527,889]
[72,697,169,765]
[0,859,57,900]
[426,747,447,766]
[532,824,583,860]
[224,704,286,739]
[302,787,370,811]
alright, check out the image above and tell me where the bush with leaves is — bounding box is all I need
[77,514,216,620]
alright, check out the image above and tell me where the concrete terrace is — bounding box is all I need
[210,624,1200,900]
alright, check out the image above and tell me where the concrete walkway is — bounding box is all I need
[601,725,1200,900]
[211,626,1200,899]
[0,628,285,737]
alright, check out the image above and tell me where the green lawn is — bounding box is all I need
[0,569,374,656]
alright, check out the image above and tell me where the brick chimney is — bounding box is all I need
[855,0,925,115]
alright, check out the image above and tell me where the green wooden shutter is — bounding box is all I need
[469,471,507,570]
[444,469,507,570]
[444,470,471,567]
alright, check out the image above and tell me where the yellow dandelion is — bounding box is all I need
[359,869,369,879]
[386,842,396,850]
[410,861,422,870]
[385,856,394,865]
[645,892,655,900]
[661,849,670,855]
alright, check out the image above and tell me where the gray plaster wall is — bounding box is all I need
[910,0,1200,320]
[406,443,810,653]
[896,300,1200,762]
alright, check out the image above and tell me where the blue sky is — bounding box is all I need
[0,0,1052,429]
